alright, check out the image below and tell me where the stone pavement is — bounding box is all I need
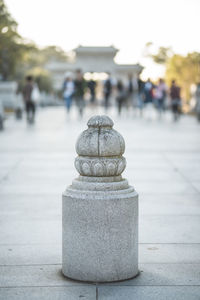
[0,106,200,300]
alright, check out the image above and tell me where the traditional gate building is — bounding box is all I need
[46,46,143,90]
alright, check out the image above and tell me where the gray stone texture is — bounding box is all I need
[98,286,200,300]
[0,287,96,300]
[62,116,138,282]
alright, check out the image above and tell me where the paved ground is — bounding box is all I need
[0,106,200,299]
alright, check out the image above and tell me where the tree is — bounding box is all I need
[0,0,28,80]
[0,0,67,90]
[16,45,69,93]
[145,42,200,101]
[19,45,69,70]
[165,52,200,101]
[144,42,173,64]
[41,46,69,63]
[0,0,68,92]
[151,47,173,65]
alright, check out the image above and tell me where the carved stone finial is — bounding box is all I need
[75,115,126,177]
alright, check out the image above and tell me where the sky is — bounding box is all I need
[5,0,200,79]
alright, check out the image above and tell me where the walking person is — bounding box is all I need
[116,80,127,116]
[143,78,154,119]
[103,74,112,110]
[74,70,86,117]
[137,76,145,116]
[22,76,36,123]
[154,78,167,117]
[88,77,96,104]
[169,80,181,121]
[126,74,134,110]
[144,78,153,104]
[63,73,74,114]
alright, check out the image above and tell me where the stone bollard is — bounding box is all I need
[62,115,139,282]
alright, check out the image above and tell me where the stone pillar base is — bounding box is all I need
[62,176,138,282]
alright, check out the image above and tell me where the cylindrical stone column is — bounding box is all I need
[62,115,139,282]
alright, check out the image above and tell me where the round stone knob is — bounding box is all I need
[75,115,126,177]
[87,115,114,128]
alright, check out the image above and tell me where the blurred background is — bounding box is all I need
[0,0,200,124]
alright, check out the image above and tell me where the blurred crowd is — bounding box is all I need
[13,70,200,125]
[62,69,185,122]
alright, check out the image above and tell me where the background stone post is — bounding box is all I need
[62,115,139,282]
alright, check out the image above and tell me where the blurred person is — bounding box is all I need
[154,78,167,116]
[22,75,36,123]
[74,70,86,117]
[87,76,96,104]
[116,80,127,115]
[126,74,134,109]
[15,82,23,120]
[137,76,145,116]
[195,82,200,122]
[144,78,153,104]
[103,73,112,110]
[143,78,154,120]
[169,80,181,121]
[63,73,74,113]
